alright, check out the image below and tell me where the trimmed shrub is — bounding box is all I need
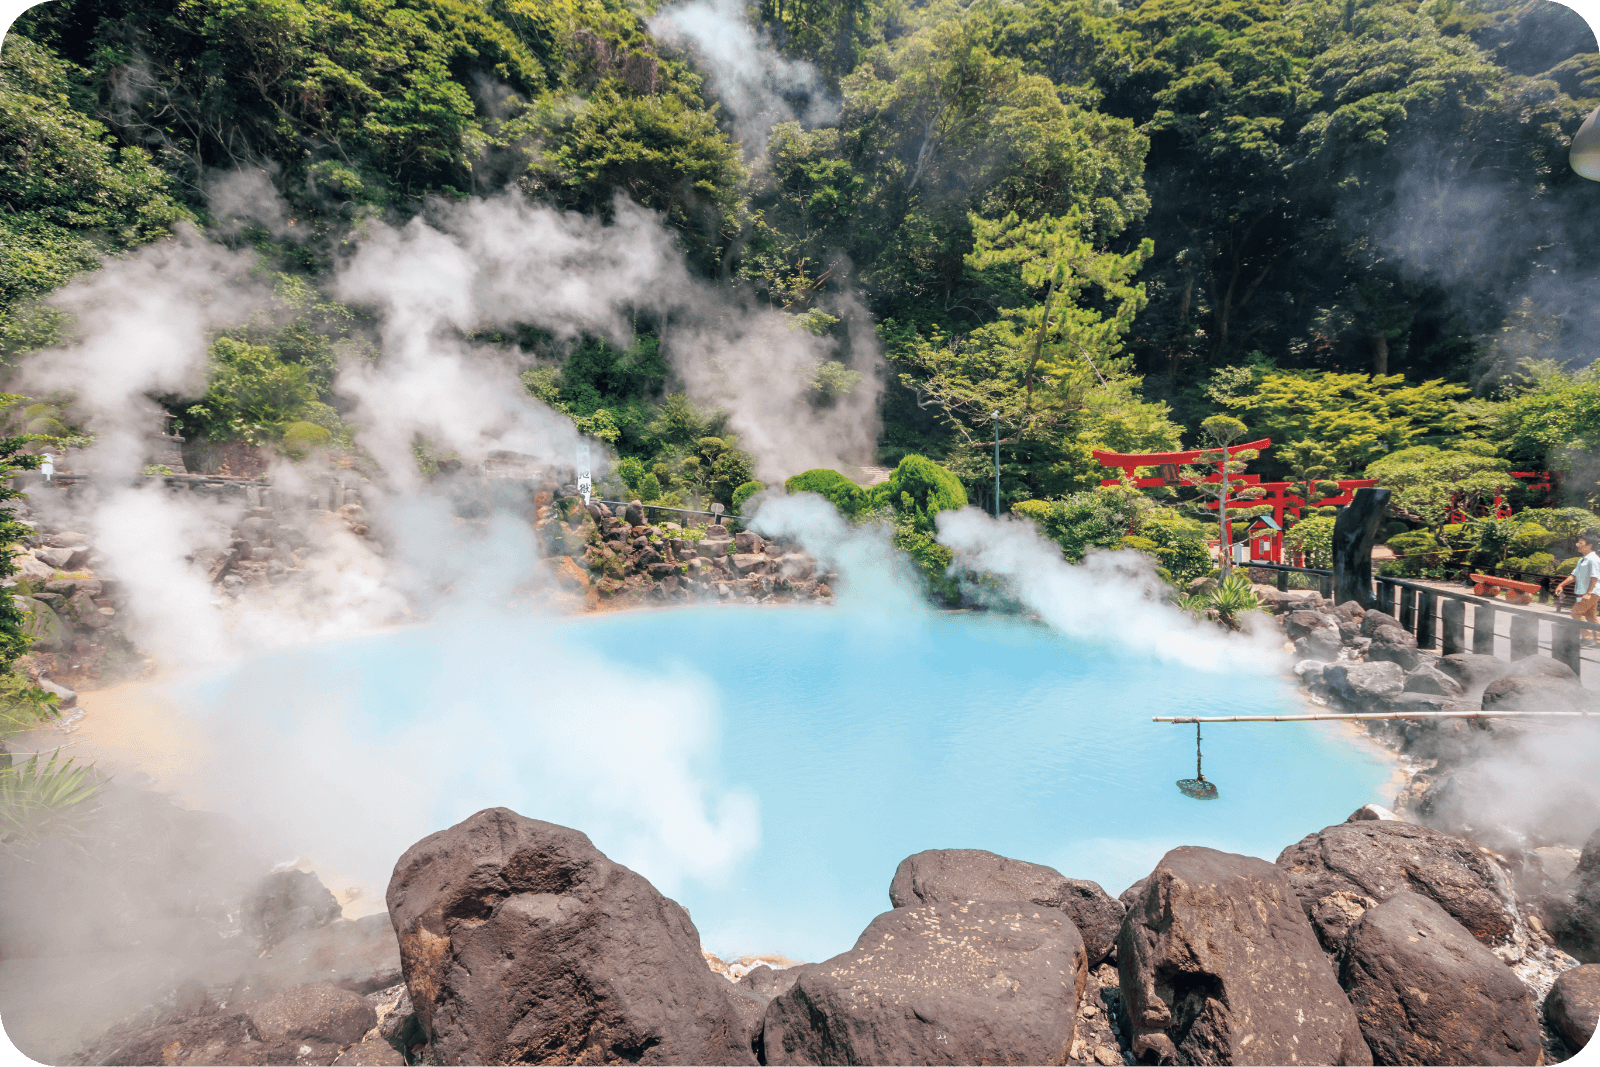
[280,421,331,459]
[785,468,868,516]
[732,480,766,514]
[869,455,967,528]
[1134,508,1213,586]
[1385,529,1448,577]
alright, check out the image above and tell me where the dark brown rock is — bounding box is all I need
[1119,846,1372,1066]
[887,848,1124,965]
[761,900,1086,1065]
[1544,963,1600,1053]
[244,870,343,950]
[1508,655,1579,683]
[1340,893,1541,1065]
[1276,821,1527,959]
[1325,660,1406,706]
[230,913,402,999]
[248,981,377,1046]
[332,1031,407,1066]
[1547,827,1600,962]
[1437,653,1512,690]
[1402,665,1465,698]
[1481,674,1594,712]
[1368,626,1422,670]
[1285,609,1336,640]
[385,807,755,1065]
[1361,610,1402,636]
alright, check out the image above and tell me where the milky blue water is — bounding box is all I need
[188,606,1393,963]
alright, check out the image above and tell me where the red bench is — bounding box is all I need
[1470,573,1540,604]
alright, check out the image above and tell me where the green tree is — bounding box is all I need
[1221,371,1470,477]
[1364,441,1516,530]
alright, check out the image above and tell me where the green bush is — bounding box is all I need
[732,480,766,514]
[281,420,332,459]
[1385,529,1447,577]
[1503,552,1557,576]
[1133,508,1213,586]
[785,469,868,517]
[617,456,646,490]
[1286,515,1336,569]
[868,455,966,529]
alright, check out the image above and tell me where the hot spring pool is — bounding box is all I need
[187,606,1394,962]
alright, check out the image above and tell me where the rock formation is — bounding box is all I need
[1340,893,1542,1065]
[1118,845,1372,1065]
[1276,820,1528,961]
[385,807,756,1065]
[887,848,1124,966]
[761,900,1087,1065]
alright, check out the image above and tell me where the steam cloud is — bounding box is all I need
[647,0,840,156]
[934,508,1287,673]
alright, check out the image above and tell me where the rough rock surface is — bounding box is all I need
[1481,674,1594,712]
[244,870,343,950]
[887,848,1123,966]
[248,981,377,1046]
[1544,963,1600,1054]
[1437,653,1512,690]
[72,983,383,1067]
[385,807,755,1065]
[1276,821,1527,960]
[1361,610,1402,636]
[1118,846,1372,1066]
[1547,828,1600,963]
[1340,893,1542,1066]
[231,913,402,1000]
[1403,664,1465,698]
[1325,660,1406,706]
[760,900,1086,1066]
[1509,656,1579,683]
[1367,625,1421,671]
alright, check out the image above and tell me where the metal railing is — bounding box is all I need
[597,500,728,524]
[1249,560,1599,679]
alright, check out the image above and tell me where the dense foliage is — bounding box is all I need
[2,0,1598,592]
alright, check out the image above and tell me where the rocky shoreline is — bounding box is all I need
[35,800,1595,1067]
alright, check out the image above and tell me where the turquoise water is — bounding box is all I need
[186,606,1393,962]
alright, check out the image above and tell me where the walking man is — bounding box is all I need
[1557,530,1600,644]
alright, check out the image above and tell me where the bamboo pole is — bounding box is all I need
[1154,711,1598,723]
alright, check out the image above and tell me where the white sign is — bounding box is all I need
[576,441,592,505]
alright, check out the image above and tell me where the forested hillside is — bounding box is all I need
[2,0,1599,546]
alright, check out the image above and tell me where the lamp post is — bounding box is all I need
[993,411,1001,519]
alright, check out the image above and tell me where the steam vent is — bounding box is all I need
[6,0,1600,1063]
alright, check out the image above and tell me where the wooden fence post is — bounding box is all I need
[1509,615,1538,659]
[1554,620,1582,677]
[1473,604,1497,655]
[1400,586,1416,632]
[1441,598,1465,655]
[1417,591,1437,650]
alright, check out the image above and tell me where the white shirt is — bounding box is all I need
[1573,551,1600,596]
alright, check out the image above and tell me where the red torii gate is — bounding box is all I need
[1090,440,1377,563]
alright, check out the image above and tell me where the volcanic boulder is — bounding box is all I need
[1276,820,1527,960]
[1544,963,1600,1053]
[1402,665,1465,698]
[1361,610,1402,636]
[1324,661,1406,706]
[244,870,343,951]
[761,900,1087,1066]
[1546,827,1600,963]
[1339,893,1542,1065]
[888,848,1124,966]
[1118,846,1372,1066]
[385,807,755,1066]
[1366,626,1421,671]
[1481,674,1593,712]
[1437,653,1511,691]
